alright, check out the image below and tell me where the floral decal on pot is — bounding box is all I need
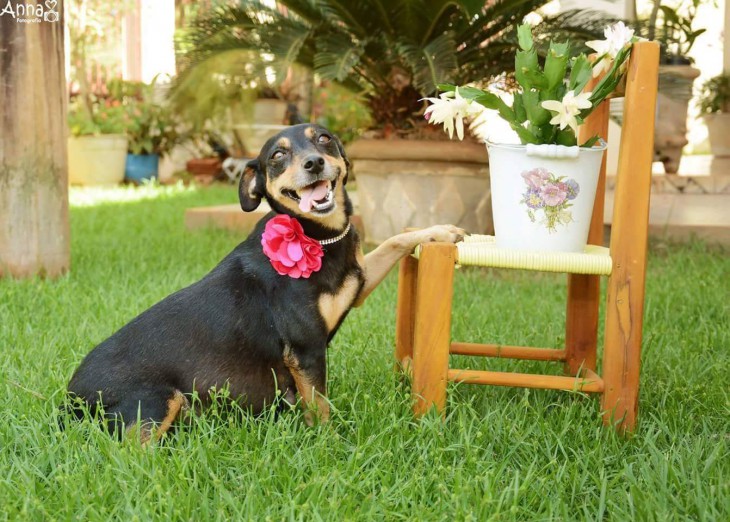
[520,168,580,232]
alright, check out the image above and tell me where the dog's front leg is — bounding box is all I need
[282,345,329,426]
[353,225,464,307]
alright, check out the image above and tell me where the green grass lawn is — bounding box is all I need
[1,184,728,521]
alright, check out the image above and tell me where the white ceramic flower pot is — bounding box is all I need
[486,141,607,253]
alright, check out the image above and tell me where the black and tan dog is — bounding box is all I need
[65,124,464,442]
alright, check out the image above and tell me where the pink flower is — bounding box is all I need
[261,214,323,278]
[521,168,550,190]
[540,184,568,206]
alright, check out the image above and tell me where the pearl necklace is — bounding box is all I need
[318,222,351,246]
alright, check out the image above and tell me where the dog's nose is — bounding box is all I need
[302,155,325,174]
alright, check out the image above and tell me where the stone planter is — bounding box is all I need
[703,113,730,157]
[654,65,700,173]
[233,99,289,156]
[233,124,288,156]
[348,139,491,244]
[254,99,288,124]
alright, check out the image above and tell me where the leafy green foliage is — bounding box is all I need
[68,78,191,156]
[568,54,593,93]
[67,98,129,136]
[586,44,632,108]
[515,39,539,89]
[635,0,706,63]
[398,33,459,99]
[517,23,534,51]
[314,34,366,82]
[166,52,260,138]
[313,82,373,143]
[698,74,730,115]
[656,4,706,57]
[580,135,601,148]
[0,185,728,520]
[107,79,189,157]
[441,23,635,146]
[544,42,570,90]
[177,1,607,132]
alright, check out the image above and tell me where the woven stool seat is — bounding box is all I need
[414,235,612,276]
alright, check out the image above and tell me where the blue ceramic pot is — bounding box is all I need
[125,153,159,183]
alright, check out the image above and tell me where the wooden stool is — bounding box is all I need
[394,42,659,433]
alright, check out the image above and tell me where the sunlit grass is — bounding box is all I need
[1,185,728,520]
[69,181,213,208]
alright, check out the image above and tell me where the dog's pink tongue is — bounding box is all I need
[298,181,329,212]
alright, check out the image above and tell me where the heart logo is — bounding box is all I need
[45,0,58,11]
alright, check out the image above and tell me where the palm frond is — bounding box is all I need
[318,0,372,38]
[390,0,429,42]
[456,0,546,48]
[399,32,459,95]
[314,33,365,83]
[258,17,313,80]
[535,10,617,52]
[276,0,324,25]
[419,0,474,46]
[176,0,618,130]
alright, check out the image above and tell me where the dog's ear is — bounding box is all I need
[239,159,264,212]
[333,135,350,185]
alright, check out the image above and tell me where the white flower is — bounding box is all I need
[587,21,635,57]
[586,21,635,77]
[423,88,481,140]
[469,100,521,144]
[540,90,593,135]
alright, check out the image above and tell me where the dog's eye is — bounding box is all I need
[317,134,331,144]
[271,150,285,161]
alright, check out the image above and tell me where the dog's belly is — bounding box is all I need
[182,355,296,415]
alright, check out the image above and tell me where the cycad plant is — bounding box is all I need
[178,0,609,136]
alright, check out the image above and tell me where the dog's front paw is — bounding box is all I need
[421,224,466,244]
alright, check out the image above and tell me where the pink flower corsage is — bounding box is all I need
[261,214,323,278]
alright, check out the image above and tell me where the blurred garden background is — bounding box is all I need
[0,1,728,520]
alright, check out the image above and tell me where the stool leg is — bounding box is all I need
[601,41,659,433]
[395,254,419,373]
[566,73,609,376]
[601,264,647,433]
[412,243,456,417]
[565,274,600,374]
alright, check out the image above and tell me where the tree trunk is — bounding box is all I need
[0,1,70,278]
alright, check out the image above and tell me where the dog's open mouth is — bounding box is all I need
[283,180,336,214]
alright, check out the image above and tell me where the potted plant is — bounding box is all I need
[425,22,638,252]
[178,1,610,243]
[67,97,129,185]
[169,53,297,157]
[636,0,704,173]
[698,74,730,157]
[66,0,133,185]
[108,79,188,183]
